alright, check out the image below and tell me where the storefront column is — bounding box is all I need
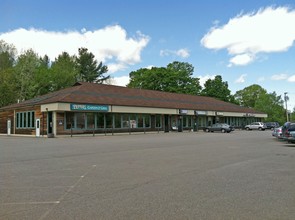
[13,110,16,134]
[177,115,183,132]
[53,111,57,136]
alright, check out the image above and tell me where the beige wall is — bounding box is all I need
[112,105,178,114]
[40,102,267,118]
[41,103,70,112]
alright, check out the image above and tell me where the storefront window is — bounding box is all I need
[16,113,19,128]
[114,114,121,128]
[105,114,113,129]
[76,113,85,129]
[198,116,204,128]
[187,116,192,127]
[32,112,35,127]
[155,115,162,128]
[20,113,22,127]
[66,112,75,129]
[96,113,105,129]
[144,115,151,128]
[122,114,129,128]
[16,111,35,129]
[182,116,187,127]
[28,112,31,127]
[171,116,177,129]
[138,115,143,128]
[24,112,27,128]
[129,114,137,128]
[86,113,95,129]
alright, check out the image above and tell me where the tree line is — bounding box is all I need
[0,40,109,107]
[128,62,293,124]
[0,40,293,124]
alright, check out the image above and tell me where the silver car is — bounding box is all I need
[272,126,283,139]
[245,122,266,131]
[203,123,233,133]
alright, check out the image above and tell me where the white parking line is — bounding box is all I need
[3,201,60,205]
[38,165,97,220]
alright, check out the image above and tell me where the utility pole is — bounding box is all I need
[284,92,289,121]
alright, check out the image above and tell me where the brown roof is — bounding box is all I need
[0,82,264,114]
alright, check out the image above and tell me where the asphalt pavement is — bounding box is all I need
[0,130,294,220]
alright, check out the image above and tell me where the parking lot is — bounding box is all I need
[0,130,294,220]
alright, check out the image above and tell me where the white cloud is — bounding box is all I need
[228,54,255,67]
[0,25,150,72]
[235,74,247,83]
[108,75,130,87]
[271,73,288,80]
[160,48,190,58]
[287,75,295,82]
[144,65,154,69]
[201,6,295,66]
[176,49,190,58]
[107,63,128,74]
[197,75,216,87]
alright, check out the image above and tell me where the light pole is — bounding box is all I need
[284,92,289,122]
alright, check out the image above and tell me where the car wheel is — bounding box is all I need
[246,127,250,131]
[206,128,209,132]
[258,127,262,131]
[221,129,225,133]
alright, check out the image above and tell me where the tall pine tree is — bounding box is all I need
[76,47,109,83]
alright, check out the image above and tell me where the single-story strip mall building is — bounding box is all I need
[0,82,267,137]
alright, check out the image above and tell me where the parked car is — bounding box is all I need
[265,122,280,130]
[281,122,294,139]
[245,122,266,131]
[282,123,295,143]
[272,126,283,139]
[230,124,235,131]
[203,123,233,133]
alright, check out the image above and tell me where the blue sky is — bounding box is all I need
[1,0,295,110]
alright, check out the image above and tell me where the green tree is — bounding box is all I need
[201,75,233,102]
[254,92,285,124]
[76,47,109,83]
[0,40,16,71]
[128,67,168,90]
[50,52,78,91]
[234,84,267,107]
[0,40,18,107]
[0,68,18,107]
[166,61,202,94]
[128,61,202,95]
[14,49,47,101]
[33,55,54,96]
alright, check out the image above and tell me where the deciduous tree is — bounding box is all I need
[201,75,233,102]
[14,49,47,100]
[0,40,16,71]
[128,61,202,95]
[50,52,78,91]
[234,84,267,107]
[254,92,285,124]
[0,40,18,107]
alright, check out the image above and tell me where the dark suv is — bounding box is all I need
[282,123,295,143]
[264,122,280,130]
